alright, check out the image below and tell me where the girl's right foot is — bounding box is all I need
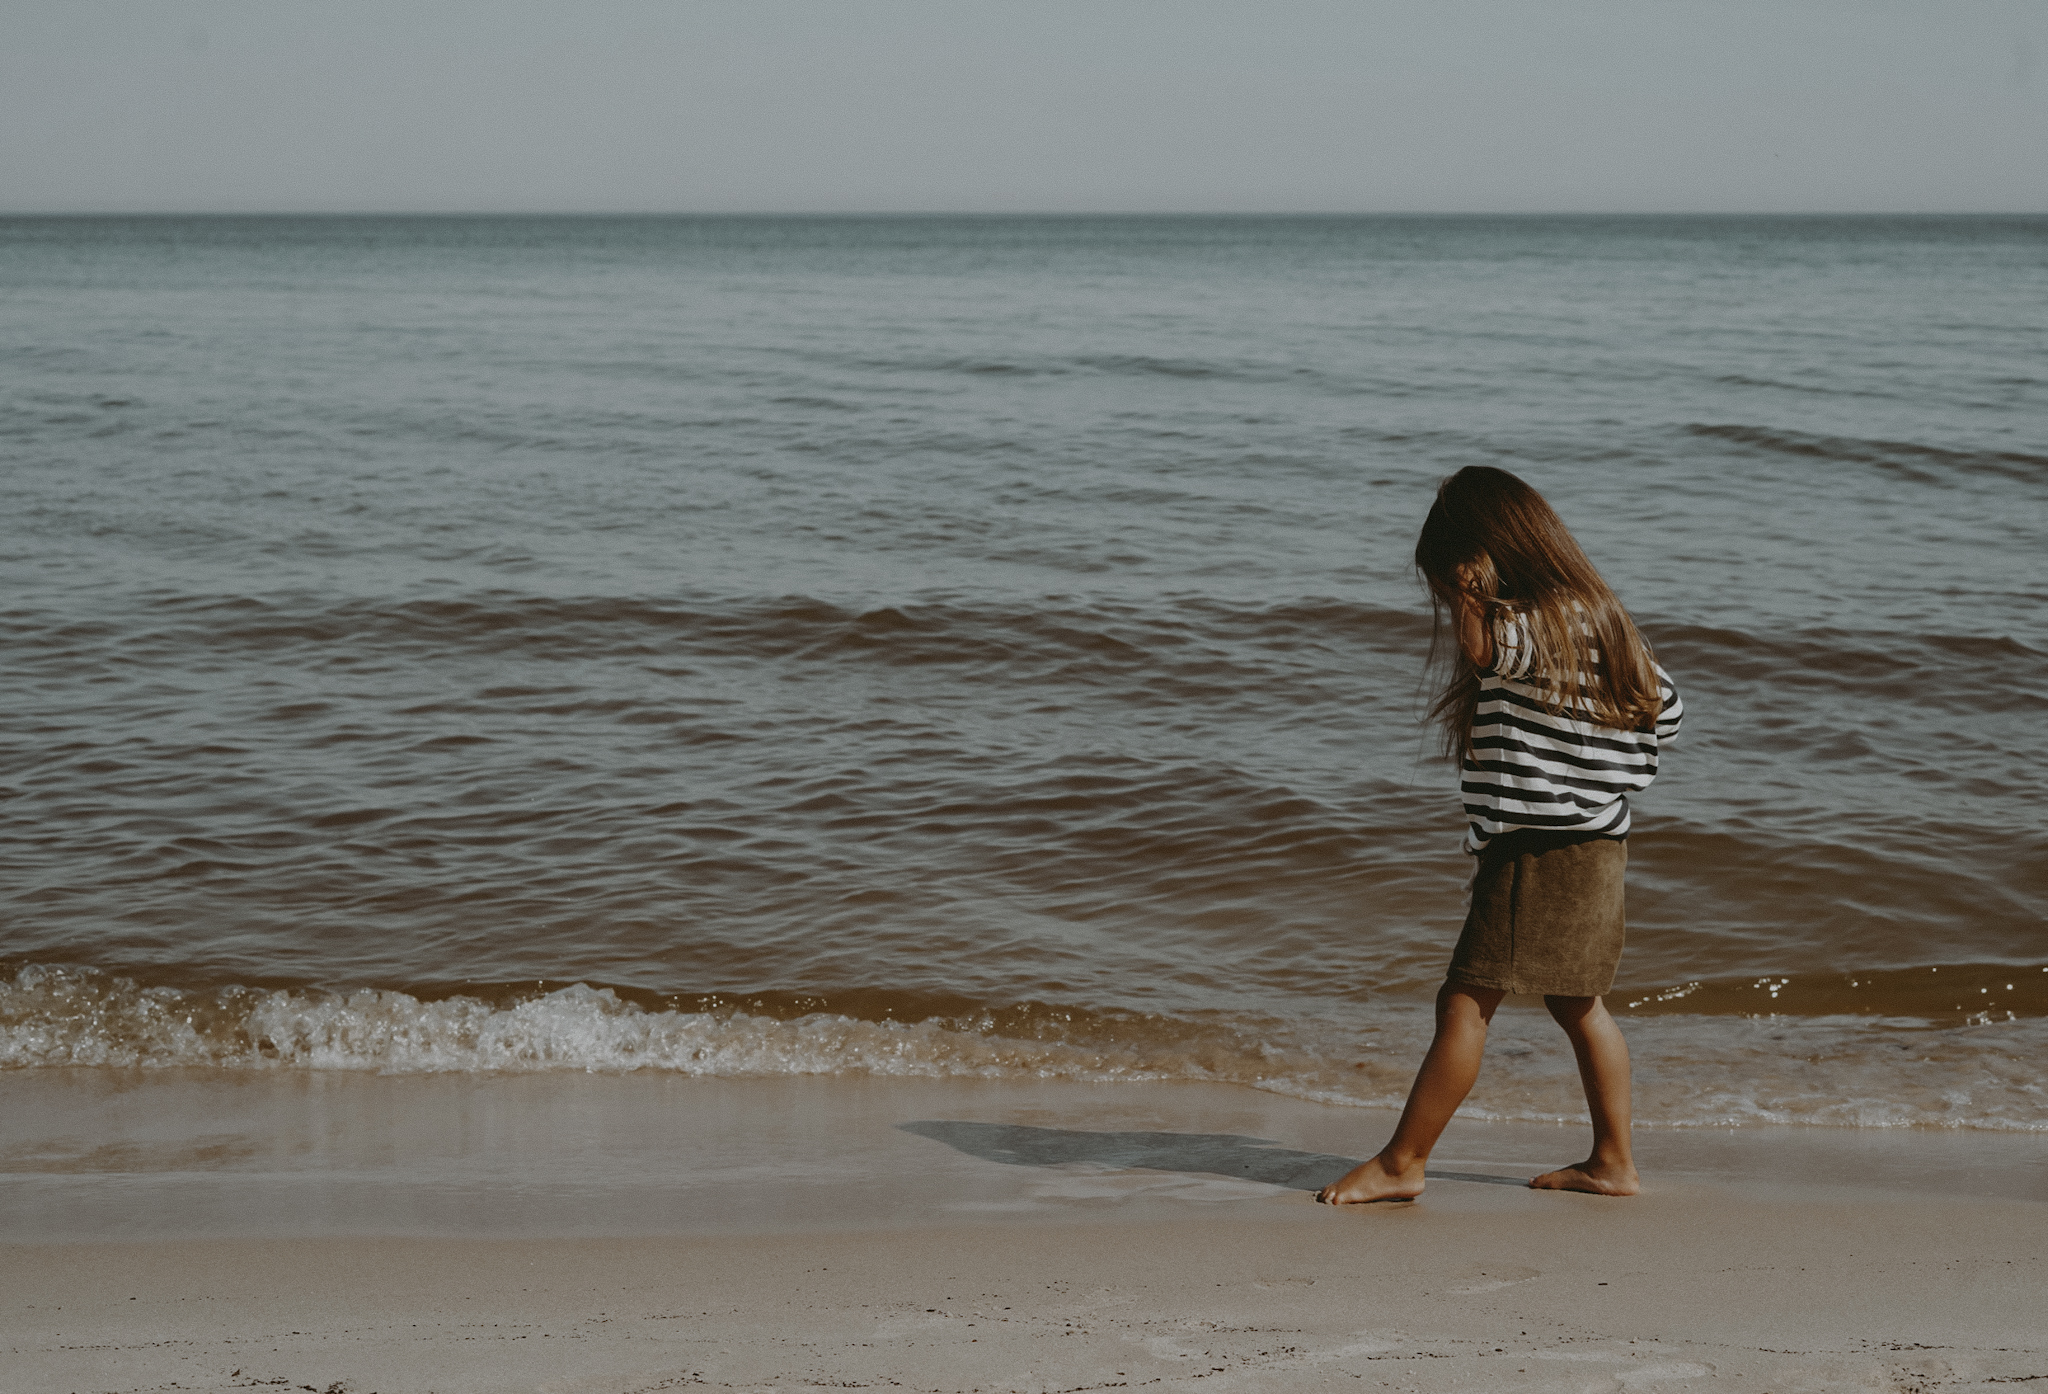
[1317,1155,1426,1204]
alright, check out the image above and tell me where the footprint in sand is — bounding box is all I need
[1445,1263,1540,1294]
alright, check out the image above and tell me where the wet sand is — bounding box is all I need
[3,1073,2044,1391]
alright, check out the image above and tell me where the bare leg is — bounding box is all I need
[1318,983,1505,1204]
[1529,995,1641,1195]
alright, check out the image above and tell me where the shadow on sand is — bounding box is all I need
[898,1121,1531,1191]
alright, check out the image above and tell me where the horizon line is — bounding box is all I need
[4,208,2046,220]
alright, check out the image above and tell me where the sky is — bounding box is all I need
[2,0,2044,214]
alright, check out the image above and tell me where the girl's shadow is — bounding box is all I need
[898,1120,1528,1190]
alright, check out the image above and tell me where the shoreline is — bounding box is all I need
[11,969,2045,1133]
[4,1073,2044,1391]
[5,1070,2045,1243]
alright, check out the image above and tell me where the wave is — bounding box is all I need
[1686,423,2048,485]
[1650,622,2045,715]
[5,966,2042,1131]
[767,344,1302,386]
[13,591,2035,696]
[1625,826,2047,976]
[0,593,1437,678]
[1709,373,1900,401]
[11,593,2035,762]
[0,965,1310,1081]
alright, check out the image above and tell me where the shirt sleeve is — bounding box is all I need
[1654,663,1684,742]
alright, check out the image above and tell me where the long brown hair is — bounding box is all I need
[1414,466,1661,760]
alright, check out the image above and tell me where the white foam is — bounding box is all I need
[3,966,2043,1131]
[0,967,1207,1082]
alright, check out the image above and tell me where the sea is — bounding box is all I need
[3,214,2043,1133]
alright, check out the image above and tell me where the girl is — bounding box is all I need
[1319,466,1682,1203]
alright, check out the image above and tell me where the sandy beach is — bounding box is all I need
[4,1072,2043,1392]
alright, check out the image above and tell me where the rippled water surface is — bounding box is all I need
[3,215,2043,1128]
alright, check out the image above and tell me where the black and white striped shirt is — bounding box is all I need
[1460,617,1683,855]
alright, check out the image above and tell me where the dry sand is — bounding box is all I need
[3,1072,2043,1392]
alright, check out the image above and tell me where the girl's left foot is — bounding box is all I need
[1529,1159,1640,1195]
[1317,1154,1426,1204]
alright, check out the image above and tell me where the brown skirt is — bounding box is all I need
[1446,830,1627,997]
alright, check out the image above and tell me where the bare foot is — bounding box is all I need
[1528,1159,1641,1195]
[1317,1155,1425,1205]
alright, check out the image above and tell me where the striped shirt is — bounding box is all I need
[1460,616,1683,855]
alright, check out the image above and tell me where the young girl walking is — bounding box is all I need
[1320,466,1682,1203]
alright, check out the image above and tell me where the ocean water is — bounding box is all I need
[2,214,2043,1131]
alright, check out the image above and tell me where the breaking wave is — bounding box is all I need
[5,965,2043,1132]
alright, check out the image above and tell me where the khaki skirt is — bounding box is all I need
[1446,830,1628,998]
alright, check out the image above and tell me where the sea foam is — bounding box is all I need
[4,965,2043,1132]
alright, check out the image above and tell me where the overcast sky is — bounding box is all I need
[3,1,2043,214]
